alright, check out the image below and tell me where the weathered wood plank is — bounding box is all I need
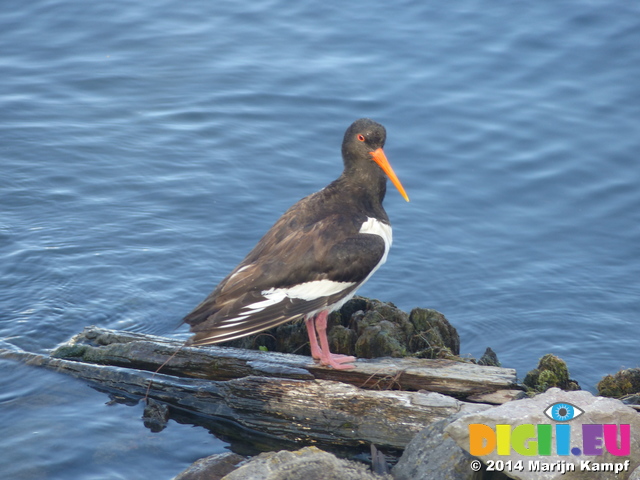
[0,344,491,449]
[52,326,518,398]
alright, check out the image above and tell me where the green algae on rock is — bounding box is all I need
[597,367,640,398]
[407,307,460,360]
[523,353,580,393]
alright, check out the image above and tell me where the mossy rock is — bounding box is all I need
[523,354,580,393]
[327,325,357,357]
[344,302,409,358]
[407,308,460,358]
[51,344,89,359]
[355,320,407,358]
[597,368,640,398]
[352,299,412,336]
[333,297,368,327]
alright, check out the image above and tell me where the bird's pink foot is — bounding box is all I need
[318,352,356,370]
[308,310,357,370]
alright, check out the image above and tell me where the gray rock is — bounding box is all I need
[392,404,495,480]
[465,389,528,405]
[371,444,390,475]
[221,446,388,480]
[174,452,246,480]
[478,347,501,367]
[445,388,640,480]
[392,418,477,480]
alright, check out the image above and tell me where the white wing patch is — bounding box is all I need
[220,280,356,326]
[262,280,356,301]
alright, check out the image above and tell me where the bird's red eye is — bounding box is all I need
[357,134,365,142]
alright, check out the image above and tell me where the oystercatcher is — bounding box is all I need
[183,118,409,369]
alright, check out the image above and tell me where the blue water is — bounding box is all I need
[2,1,639,478]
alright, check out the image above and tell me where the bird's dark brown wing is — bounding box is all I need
[182,211,387,346]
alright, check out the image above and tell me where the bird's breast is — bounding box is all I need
[356,216,393,289]
[359,217,392,263]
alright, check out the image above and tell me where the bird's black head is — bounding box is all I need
[341,118,386,162]
[341,118,409,202]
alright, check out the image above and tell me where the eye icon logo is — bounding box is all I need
[544,402,584,422]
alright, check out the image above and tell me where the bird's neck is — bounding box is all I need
[335,164,387,210]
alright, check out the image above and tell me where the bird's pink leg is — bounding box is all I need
[304,316,323,360]
[314,310,356,370]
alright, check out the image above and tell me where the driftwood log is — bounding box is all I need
[0,326,521,450]
[52,326,518,396]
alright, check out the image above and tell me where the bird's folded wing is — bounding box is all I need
[183,214,386,345]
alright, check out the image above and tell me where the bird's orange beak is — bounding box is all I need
[369,148,409,202]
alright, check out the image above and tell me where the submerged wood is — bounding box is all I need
[51,326,518,397]
[0,342,490,449]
